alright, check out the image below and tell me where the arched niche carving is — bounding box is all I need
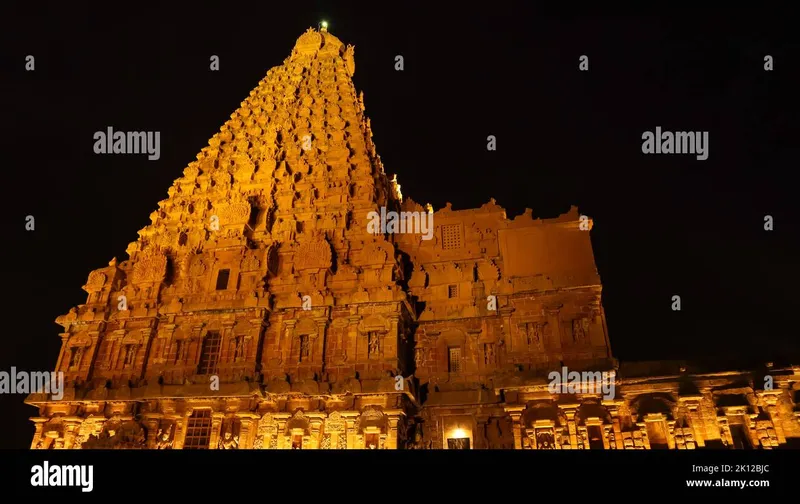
[285,410,310,435]
[65,333,92,371]
[68,333,93,348]
[233,319,251,335]
[522,401,565,429]
[358,314,390,334]
[293,318,319,337]
[122,330,145,346]
[440,329,467,347]
[575,399,613,425]
[629,393,676,422]
[355,406,386,434]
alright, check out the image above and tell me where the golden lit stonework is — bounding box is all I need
[26,29,800,450]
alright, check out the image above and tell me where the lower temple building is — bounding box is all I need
[26,27,800,450]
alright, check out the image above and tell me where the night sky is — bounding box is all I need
[1,4,797,448]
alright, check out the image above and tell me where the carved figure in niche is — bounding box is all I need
[407,423,424,449]
[719,426,730,447]
[536,431,555,449]
[233,336,245,360]
[531,322,544,348]
[156,426,174,449]
[83,420,146,449]
[484,343,495,365]
[368,332,379,358]
[572,318,589,343]
[74,417,95,448]
[123,345,137,367]
[174,340,185,363]
[414,348,425,367]
[69,346,84,370]
[299,335,310,361]
[218,430,239,449]
[134,428,146,447]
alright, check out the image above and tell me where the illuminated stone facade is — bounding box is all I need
[26,28,800,450]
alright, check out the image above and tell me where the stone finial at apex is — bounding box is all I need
[293,26,355,76]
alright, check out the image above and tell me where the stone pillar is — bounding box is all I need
[680,397,706,448]
[559,406,579,448]
[387,314,400,362]
[190,324,205,369]
[54,333,71,373]
[248,318,268,363]
[139,328,155,378]
[174,411,191,449]
[110,329,127,372]
[498,307,514,353]
[602,400,624,449]
[761,393,787,445]
[308,418,324,449]
[155,324,177,365]
[666,420,677,449]
[62,417,83,449]
[506,408,524,450]
[31,419,48,449]
[85,331,101,378]
[344,416,358,449]
[210,413,225,449]
[283,320,296,364]
[347,316,360,363]
[314,317,329,368]
[221,321,236,364]
[475,415,490,449]
[385,412,403,449]
[143,415,162,448]
[236,413,260,449]
[275,417,289,449]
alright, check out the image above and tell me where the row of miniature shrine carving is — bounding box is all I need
[63,329,250,374]
[515,417,782,449]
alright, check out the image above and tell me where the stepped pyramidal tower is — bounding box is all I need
[27,28,800,451]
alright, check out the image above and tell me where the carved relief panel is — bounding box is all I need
[218,419,241,449]
[254,413,278,449]
[520,321,546,351]
[571,317,590,344]
[64,333,92,373]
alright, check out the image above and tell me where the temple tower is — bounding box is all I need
[27,27,414,450]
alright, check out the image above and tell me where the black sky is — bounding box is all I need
[0,3,798,448]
